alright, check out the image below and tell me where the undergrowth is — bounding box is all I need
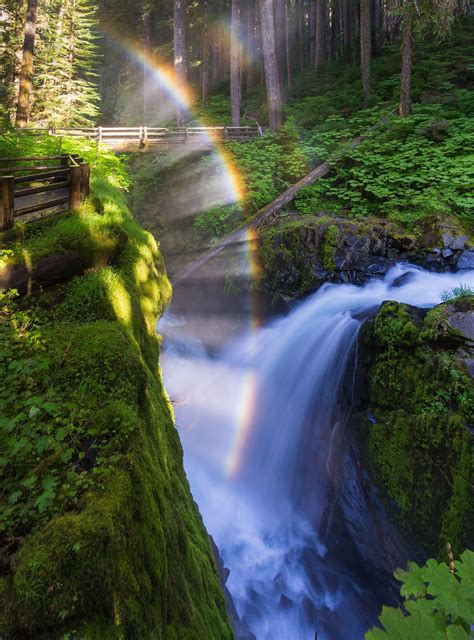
[0,134,231,639]
[193,17,474,238]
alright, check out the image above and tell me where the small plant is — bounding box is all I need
[365,549,474,639]
[441,284,474,303]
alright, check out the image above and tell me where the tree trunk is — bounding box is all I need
[399,2,413,117]
[143,8,157,121]
[372,0,382,54]
[173,0,187,126]
[309,1,316,66]
[259,0,283,131]
[348,0,356,66]
[246,0,258,91]
[16,0,38,128]
[274,0,287,101]
[174,134,365,284]
[230,0,241,125]
[285,0,293,90]
[201,9,211,103]
[330,0,339,60]
[298,0,305,71]
[360,0,371,105]
[315,0,327,72]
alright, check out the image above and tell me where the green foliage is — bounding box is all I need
[0,0,100,126]
[362,300,474,555]
[194,204,243,240]
[365,550,474,639]
[441,284,474,303]
[226,17,474,229]
[0,135,231,639]
[33,0,100,126]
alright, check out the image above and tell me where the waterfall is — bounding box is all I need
[160,264,474,640]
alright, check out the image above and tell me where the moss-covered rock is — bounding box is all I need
[259,215,472,303]
[0,159,232,638]
[359,298,474,557]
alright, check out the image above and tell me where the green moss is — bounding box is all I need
[322,224,338,271]
[361,299,474,557]
[0,139,232,639]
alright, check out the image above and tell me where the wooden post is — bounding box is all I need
[69,165,81,209]
[80,163,90,198]
[1,176,15,231]
[143,126,148,144]
[98,126,103,143]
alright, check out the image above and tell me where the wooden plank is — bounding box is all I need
[15,196,69,217]
[1,176,15,231]
[69,166,81,209]
[0,165,62,173]
[0,155,64,162]
[15,169,69,184]
[15,180,70,197]
[80,163,90,197]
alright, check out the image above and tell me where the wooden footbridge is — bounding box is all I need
[21,125,262,150]
[0,125,261,231]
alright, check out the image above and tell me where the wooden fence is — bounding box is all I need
[18,125,262,145]
[0,155,90,232]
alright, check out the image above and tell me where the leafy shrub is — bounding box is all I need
[365,549,474,639]
[194,204,243,240]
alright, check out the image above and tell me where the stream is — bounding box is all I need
[159,261,474,640]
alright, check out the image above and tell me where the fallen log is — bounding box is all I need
[173,136,364,283]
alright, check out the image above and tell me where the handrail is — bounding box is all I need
[0,155,90,232]
[7,125,263,144]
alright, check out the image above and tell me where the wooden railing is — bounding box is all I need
[18,125,262,145]
[0,155,90,232]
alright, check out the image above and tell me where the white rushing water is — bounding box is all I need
[159,264,474,640]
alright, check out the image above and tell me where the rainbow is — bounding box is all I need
[227,227,264,478]
[107,33,264,479]
[103,34,245,205]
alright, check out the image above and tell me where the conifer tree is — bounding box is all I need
[32,0,100,126]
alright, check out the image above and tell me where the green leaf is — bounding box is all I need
[396,562,427,599]
[365,606,444,640]
[446,625,470,640]
[29,405,41,419]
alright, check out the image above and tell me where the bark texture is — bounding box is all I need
[230,0,241,125]
[360,0,372,105]
[259,0,283,131]
[173,0,187,126]
[399,3,413,117]
[16,0,39,128]
[315,0,327,72]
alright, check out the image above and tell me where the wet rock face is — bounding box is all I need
[259,215,472,302]
[457,249,474,270]
[355,298,474,556]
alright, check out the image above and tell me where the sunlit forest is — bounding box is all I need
[0,1,473,639]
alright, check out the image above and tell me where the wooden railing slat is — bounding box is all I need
[15,168,70,184]
[15,196,69,217]
[16,180,70,198]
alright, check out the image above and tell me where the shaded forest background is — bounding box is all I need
[0,0,471,130]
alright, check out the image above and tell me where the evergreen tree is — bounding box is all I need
[398,0,466,116]
[32,0,100,126]
[0,1,25,126]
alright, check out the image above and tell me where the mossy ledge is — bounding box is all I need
[259,215,472,304]
[0,160,232,638]
[357,298,474,558]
